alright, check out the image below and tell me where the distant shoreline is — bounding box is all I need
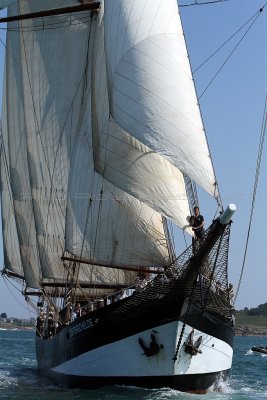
[0,322,34,331]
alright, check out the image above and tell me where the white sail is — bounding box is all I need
[92,8,191,231]
[0,1,94,286]
[0,135,26,282]
[0,24,41,288]
[15,0,88,282]
[66,87,170,269]
[103,0,219,199]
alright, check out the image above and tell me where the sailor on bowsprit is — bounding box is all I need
[191,206,205,240]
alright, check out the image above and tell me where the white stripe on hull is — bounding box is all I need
[50,321,233,377]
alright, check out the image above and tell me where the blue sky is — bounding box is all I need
[0,0,266,318]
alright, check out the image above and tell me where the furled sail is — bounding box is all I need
[100,0,219,200]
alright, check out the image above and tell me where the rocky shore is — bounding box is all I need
[235,325,267,336]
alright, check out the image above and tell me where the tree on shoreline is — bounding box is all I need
[237,303,267,317]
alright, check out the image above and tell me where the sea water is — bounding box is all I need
[0,330,266,399]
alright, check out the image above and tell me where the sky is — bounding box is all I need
[179,0,267,311]
[0,0,266,318]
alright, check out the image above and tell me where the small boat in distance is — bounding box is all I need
[251,346,267,355]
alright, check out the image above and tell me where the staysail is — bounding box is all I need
[91,8,191,231]
[94,0,219,201]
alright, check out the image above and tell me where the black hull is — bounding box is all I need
[42,369,230,393]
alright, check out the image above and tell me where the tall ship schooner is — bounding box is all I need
[0,0,236,393]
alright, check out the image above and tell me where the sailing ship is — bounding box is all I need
[0,0,236,393]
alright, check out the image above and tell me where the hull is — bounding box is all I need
[36,290,234,393]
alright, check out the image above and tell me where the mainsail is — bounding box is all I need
[0,0,219,293]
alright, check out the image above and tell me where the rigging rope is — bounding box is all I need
[1,275,36,316]
[234,96,267,304]
[197,5,266,99]
[193,5,266,74]
[180,0,230,6]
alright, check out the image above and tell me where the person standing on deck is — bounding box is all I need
[191,206,205,240]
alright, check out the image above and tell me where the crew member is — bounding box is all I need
[191,206,204,239]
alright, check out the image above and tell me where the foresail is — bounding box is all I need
[95,118,191,231]
[92,10,191,231]
[103,0,219,199]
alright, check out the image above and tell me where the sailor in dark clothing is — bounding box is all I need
[191,206,204,239]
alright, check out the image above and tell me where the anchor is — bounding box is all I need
[138,332,164,357]
[184,329,202,356]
